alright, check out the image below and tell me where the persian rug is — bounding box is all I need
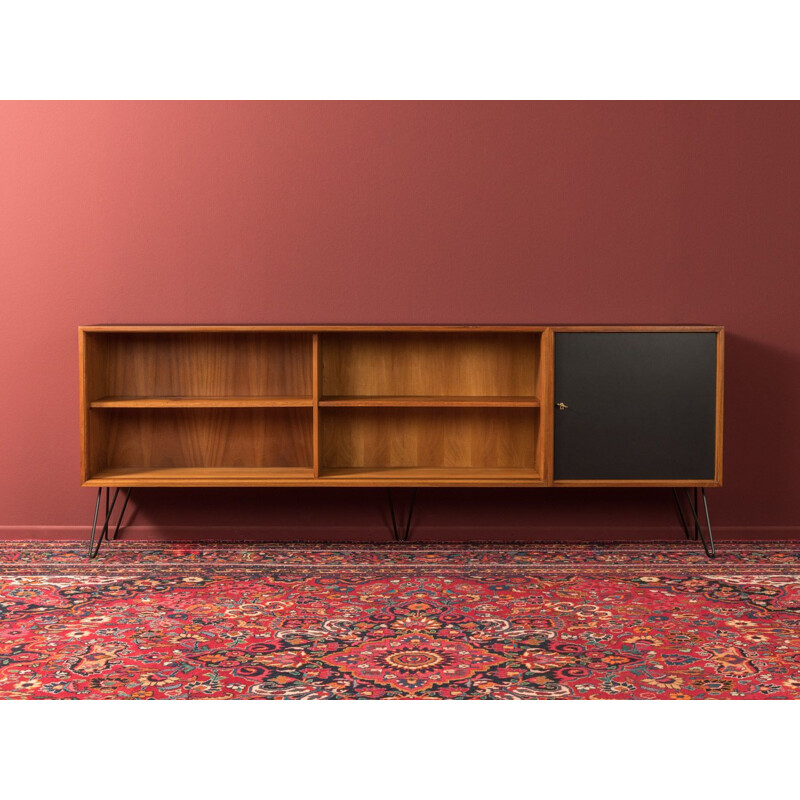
[0,541,798,699]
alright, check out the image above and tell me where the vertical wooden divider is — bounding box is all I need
[538,328,555,486]
[312,333,321,477]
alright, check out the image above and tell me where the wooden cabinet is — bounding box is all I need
[79,325,723,488]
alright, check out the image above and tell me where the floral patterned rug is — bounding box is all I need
[1,541,798,699]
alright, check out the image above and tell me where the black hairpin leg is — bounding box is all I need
[672,487,716,558]
[387,488,417,541]
[108,488,131,541]
[88,487,132,559]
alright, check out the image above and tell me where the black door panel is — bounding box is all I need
[554,332,717,480]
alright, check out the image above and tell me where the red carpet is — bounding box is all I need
[0,541,798,699]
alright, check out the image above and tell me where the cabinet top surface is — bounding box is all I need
[79,324,723,333]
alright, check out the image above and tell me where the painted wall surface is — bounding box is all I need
[1,101,799,541]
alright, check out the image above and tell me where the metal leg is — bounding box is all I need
[88,488,103,558]
[672,488,692,540]
[693,488,701,541]
[387,488,417,542]
[108,488,132,540]
[672,488,716,558]
[88,487,130,558]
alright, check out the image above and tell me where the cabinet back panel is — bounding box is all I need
[92,332,313,398]
[321,408,538,468]
[94,408,313,469]
[321,333,540,397]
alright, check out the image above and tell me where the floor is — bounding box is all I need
[0,540,798,699]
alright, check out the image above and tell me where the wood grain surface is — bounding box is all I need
[92,332,313,398]
[320,407,538,469]
[321,332,540,397]
[98,408,313,470]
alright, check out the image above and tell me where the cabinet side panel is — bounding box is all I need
[715,329,724,484]
[79,329,87,482]
[80,331,109,482]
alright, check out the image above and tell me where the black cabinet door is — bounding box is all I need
[554,332,718,481]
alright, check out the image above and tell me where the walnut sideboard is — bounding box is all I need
[79,325,723,557]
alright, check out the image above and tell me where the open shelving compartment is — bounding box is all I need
[80,326,551,487]
[317,331,547,485]
[81,330,315,485]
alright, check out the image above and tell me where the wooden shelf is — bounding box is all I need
[90,396,313,408]
[86,467,315,487]
[317,467,543,486]
[319,395,540,408]
[86,466,542,487]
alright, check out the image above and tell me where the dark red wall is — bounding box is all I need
[1,101,799,541]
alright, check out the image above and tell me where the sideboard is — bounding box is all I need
[79,325,723,557]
